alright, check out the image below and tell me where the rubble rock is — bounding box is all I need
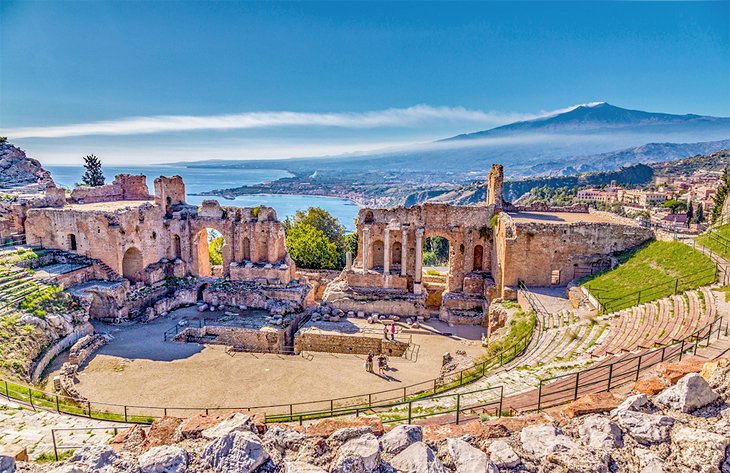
[0,455,14,473]
[654,373,720,413]
[615,410,675,445]
[176,414,223,440]
[201,412,258,439]
[634,376,667,396]
[545,447,611,473]
[578,415,624,449]
[283,461,327,473]
[447,438,498,473]
[138,445,188,473]
[562,391,624,418]
[519,424,577,458]
[487,439,521,469]
[69,445,117,470]
[334,433,380,473]
[657,357,707,384]
[634,448,665,473]
[390,442,445,473]
[380,425,423,456]
[673,427,730,473]
[700,359,729,382]
[201,430,269,473]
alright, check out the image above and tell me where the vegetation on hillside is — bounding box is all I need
[697,224,730,261]
[80,154,105,187]
[582,240,716,312]
[711,167,730,224]
[651,149,730,177]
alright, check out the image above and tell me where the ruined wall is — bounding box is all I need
[293,331,409,356]
[68,174,151,204]
[486,164,505,209]
[495,214,654,292]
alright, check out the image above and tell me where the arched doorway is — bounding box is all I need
[473,244,484,271]
[370,239,384,269]
[122,247,144,283]
[422,236,450,310]
[68,234,77,251]
[193,228,226,277]
[197,283,209,302]
[170,234,181,260]
[392,241,402,266]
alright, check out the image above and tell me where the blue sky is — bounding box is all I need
[1,1,728,165]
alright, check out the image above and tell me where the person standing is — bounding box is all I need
[378,354,386,375]
[383,324,389,339]
[366,352,374,372]
[390,323,396,341]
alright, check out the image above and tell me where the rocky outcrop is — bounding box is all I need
[0,142,52,189]
[10,361,730,473]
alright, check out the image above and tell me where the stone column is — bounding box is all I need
[401,228,408,276]
[362,227,370,274]
[383,229,391,274]
[345,251,353,270]
[414,227,424,289]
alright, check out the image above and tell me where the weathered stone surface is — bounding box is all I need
[335,433,380,473]
[615,393,653,414]
[634,376,667,395]
[47,466,86,473]
[0,446,26,463]
[263,425,306,454]
[615,410,675,445]
[305,417,383,437]
[657,357,707,384]
[519,425,577,458]
[700,359,729,382]
[561,391,624,418]
[545,447,610,473]
[390,442,445,473]
[328,427,373,446]
[284,461,327,473]
[380,425,423,456]
[201,412,258,439]
[330,454,366,473]
[144,416,183,449]
[138,445,188,473]
[201,430,269,473]
[655,373,720,413]
[634,448,665,473]
[578,415,623,449]
[69,445,117,470]
[447,438,497,473]
[0,455,15,473]
[487,439,521,469]
[673,427,730,473]
[175,414,222,440]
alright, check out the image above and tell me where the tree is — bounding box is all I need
[343,232,359,260]
[712,168,730,224]
[686,203,694,227]
[284,207,349,267]
[695,204,705,223]
[0,137,7,145]
[662,199,687,214]
[209,236,224,266]
[81,154,105,187]
[285,223,340,269]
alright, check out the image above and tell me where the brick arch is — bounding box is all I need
[191,225,232,277]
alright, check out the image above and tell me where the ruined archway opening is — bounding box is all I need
[473,244,484,272]
[68,234,77,251]
[195,228,225,277]
[122,246,144,283]
[422,236,450,310]
[242,236,251,262]
[197,283,209,302]
[170,234,181,260]
[370,239,385,270]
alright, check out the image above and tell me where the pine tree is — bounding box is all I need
[81,154,105,187]
[711,167,730,224]
[696,204,704,223]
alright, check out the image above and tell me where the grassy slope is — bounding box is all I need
[696,224,730,261]
[583,240,716,311]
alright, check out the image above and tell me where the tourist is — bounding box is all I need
[390,323,396,340]
[378,354,387,374]
[366,352,374,372]
[383,324,389,339]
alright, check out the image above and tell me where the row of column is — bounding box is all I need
[359,225,424,280]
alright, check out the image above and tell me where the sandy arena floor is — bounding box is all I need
[59,306,486,413]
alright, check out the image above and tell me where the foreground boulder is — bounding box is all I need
[0,454,14,473]
[615,410,675,445]
[201,430,269,473]
[68,445,117,471]
[201,412,258,439]
[655,373,720,413]
[519,424,577,458]
[446,438,497,473]
[578,415,623,449]
[333,433,380,473]
[390,442,445,473]
[673,427,730,472]
[380,425,423,456]
[138,445,188,473]
[486,440,521,469]
[284,461,327,473]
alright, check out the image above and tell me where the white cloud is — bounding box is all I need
[1,104,559,139]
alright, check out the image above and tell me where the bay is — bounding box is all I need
[46,164,360,230]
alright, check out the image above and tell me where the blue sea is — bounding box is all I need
[47,164,360,230]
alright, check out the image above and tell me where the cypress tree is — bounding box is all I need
[712,167,730,224]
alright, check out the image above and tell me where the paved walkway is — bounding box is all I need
[0,399,125,460]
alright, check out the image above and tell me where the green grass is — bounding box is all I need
[696,224,730,261]
[582,240,716,312]
[36,450,74,463]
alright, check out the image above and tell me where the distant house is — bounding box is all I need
[662,213,688,228]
